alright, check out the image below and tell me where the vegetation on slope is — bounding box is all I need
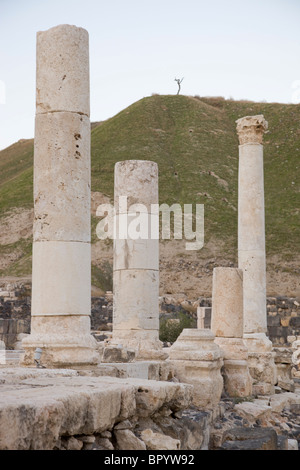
[0,95,299,290]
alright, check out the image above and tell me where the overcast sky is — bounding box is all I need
[1,0,300,150]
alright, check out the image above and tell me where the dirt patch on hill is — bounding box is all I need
[0,205,299,298]
[0,209,33,246]
[92,238,300,299]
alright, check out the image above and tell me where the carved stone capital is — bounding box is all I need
[236,115,268,145]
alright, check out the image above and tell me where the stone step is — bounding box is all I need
[0,369,193,450]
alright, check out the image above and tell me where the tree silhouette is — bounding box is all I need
[174,77,184,95]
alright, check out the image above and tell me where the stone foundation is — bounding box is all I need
[168,328,223,409]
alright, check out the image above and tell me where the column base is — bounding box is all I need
[169,329,224,410]
[111,329,168,360]
[214,337,252,397]
[243,333,277,395]
[20,315,100,368]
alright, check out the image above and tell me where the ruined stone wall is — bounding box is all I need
[159,295,300,346]
[0,282,299,347]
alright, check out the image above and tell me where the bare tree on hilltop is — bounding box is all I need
[174,77,184,95]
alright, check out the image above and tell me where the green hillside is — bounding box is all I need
[0,95,299,292]
[91,94,299,254]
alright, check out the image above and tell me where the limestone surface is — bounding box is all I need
[169,329,223,409]
[113,269,159,332]
[211,267,243,338]
[0,369,193,450]
[31,241,91,316]
[33,112,91,242]
[140,429,180,450]
[22,24,96,368]
[112,160,163,359]
[114,160,158,212]
[238,143,267,334]
[36,24,90,116]
[236,115,276,395]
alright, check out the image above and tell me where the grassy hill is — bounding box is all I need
[0,95,299,296]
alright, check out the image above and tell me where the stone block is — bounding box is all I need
[102,345,135,363]
[290,316,300,329]
[114,429,146,450]
[238,250,267,334]
[31,241,91,316]
[277,435,289,450]
[113,235,158,271]
[0,372,193,450]
[65,436,83,450]
[234,401,272,424]
[21,315,99,368]
[33,112,91,242]
[169,329,223,409]
[221,426,278,450]
[114,160,158,213]
[113,269,159,331]
[36,24,90,116]
[288,439,299,450]
[238,145,265,252]
[281,317,291,327]
[140,429,180,450]
[211,267,243,338]
[213,339,253,397]
[267,315,281,326]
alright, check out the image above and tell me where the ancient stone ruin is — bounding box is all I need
[0,24,299,452]
[21,24,98,368]
[236,114,277,396]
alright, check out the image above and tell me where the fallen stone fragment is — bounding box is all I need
[102,345,135,363]
[114,429,146,450]
[140,429,180,450]
[221,427,278,450]
[234,401,272,424]
[288,439,299,450]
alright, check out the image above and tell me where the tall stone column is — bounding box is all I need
[236,115,276,394]
[21,24,99,367]
[112,160,166,360]
[211,267,252,397]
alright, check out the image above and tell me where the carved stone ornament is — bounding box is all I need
[236,115,268,145]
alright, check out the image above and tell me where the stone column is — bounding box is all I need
[236,115,276,394]
[197,307,206,329]
[211,267,252,397]
[21,24,98,367]
[112,160,166,360]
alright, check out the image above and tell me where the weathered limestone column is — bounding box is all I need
[211,267,252,397]
[236,115,276,394]
[21,24,99,367]
[112,160,166,360]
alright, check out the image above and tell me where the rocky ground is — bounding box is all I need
[208,384,300,450]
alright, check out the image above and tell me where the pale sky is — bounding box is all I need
[1,0,300,150]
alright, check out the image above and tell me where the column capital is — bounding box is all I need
[236,115,268,145]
